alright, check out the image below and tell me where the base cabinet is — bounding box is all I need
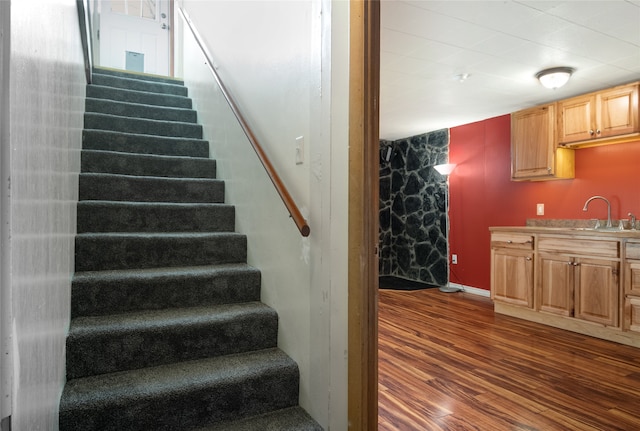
[490,228,639,348]
[491,233,534,308]
[538,254,619,326]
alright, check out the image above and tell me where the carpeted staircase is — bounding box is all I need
[59,68,322,431]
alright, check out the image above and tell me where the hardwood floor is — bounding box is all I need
[378,288,640,431]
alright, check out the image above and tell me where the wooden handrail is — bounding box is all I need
[76,0,93,84]
[178,7,310,237]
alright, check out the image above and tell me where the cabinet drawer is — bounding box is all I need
[626,297,640,333]
[491,233,534,250]
[538,237,619,258]
[625,241,640,260]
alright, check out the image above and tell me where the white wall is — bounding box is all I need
[177,1,349,429]
[3,1,86,429]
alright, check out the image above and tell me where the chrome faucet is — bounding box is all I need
[629,212,637,230]
[583,196,612,228]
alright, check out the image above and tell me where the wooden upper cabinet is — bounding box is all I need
[511,104,575,181]
[558,82,639,147]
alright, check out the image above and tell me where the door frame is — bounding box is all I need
[348,0,380,429]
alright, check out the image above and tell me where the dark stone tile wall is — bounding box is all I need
[379,129,449,286]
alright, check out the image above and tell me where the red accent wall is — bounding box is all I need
[448,114,640,291]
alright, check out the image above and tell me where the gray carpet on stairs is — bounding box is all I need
[59,67,322,430]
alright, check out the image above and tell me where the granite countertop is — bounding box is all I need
[490,219,640,238]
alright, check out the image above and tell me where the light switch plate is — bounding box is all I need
[537,203,544,215]
[295,136,304,165]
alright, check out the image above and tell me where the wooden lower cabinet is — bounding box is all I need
[538,253,573,316]
[538,253,619,326]
[492,249,534,308]
[491,233,534,308]
[574,257,619,327]
[626,296,640,333]
[490,228,640,348]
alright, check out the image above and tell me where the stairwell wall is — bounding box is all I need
[177,1,347,428]
[2,1,86,429]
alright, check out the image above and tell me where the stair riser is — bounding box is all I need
[77,203,234,233]
[93,68,185,85]
[81,150,217,179]
[85,113,203,139]
[79,174,224,203]
[59,365,299,431]
[85,98,198,123]
[75,234,247,271]
[83,130,209,157]
[87,85,192,109]
[92,73,188,96]
[71,266,261,318]
[67,309,278,379]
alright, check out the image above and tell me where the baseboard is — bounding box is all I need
[449,282,490,298]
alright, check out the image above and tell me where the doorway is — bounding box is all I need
[93,0,172,76]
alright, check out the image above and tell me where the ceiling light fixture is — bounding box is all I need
[536,67,575,89]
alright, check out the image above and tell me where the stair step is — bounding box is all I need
[79,173,224,203]
[81,150,216,178]
[75,232,247,271]
[85,98,198,123]
[71,264,261,318]
[59,348,300,431]
[192,406,323,431]
[83,129,209,157]
[92,72,188,96]
[66,302,278,379]
[93,67,185,85]
[77,201,234,233]
[87,85,193,109]
[84,112,203,139]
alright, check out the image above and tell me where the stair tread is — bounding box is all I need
[76,231,243,239]
[85,97,196,113]
[69,301,274,335]
[84,112,203,139]
[192,406,323,431]
[60,348,296,409]
[82,149,210,162]
[73,262,258,281]
[86,85,192,108]
[83,129,209,157]
[93,68,185,85]
[79,171,222,182]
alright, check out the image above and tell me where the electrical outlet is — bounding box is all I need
[452,254,458,264]
[537,203,544,216]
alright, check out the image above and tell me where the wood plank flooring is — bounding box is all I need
[378,288,640,430]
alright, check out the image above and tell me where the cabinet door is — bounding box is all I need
[558,94,595,144]
[624,261,640,296]
[538,253,574,316]
[511,105,556,179]
[574,258,619,327]
[625,296,640,333]
[597,84,639,138]
[491,248,534,308]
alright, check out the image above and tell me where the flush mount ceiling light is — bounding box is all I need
[536,67,575,89]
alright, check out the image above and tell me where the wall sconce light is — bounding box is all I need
[434,163,456,176]
[536,67,574,90]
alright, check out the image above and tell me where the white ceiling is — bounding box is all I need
[380,0,640,141]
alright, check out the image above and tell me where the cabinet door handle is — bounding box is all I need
[507,240,513,244]
[596,129,601,135]
[589,129,595,136]
[567,262,573,266]
[573,262,580,266]
[526,257,532,261]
